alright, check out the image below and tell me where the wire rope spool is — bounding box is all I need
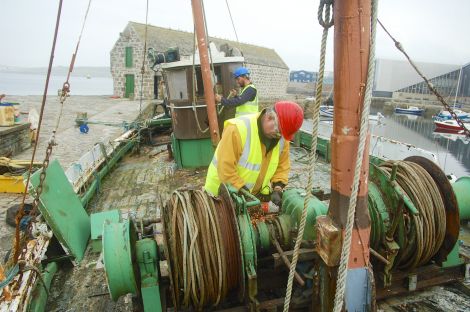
[161,186,243,310]
[376,159,449,269]
[102,219,139,300]
[404,156,460,264]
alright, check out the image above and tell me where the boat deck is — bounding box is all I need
[1,96,469,310]
[0,95,154,263]
[43,144,332,311]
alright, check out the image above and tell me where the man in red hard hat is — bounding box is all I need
[204,101,304,206]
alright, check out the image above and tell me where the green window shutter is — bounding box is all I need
[125,47,133,68]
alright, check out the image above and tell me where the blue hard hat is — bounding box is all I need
[233,67,250,78]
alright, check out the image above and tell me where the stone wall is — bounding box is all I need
[111,24,290,101]
[110,25,154,99]
[246,64,289,101]
[0,123,31,157]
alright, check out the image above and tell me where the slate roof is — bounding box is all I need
[128,22,288,69]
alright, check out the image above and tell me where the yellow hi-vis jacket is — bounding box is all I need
[235,84,259,117]
[204,113,290,196]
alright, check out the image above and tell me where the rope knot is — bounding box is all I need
[318,0,334,28]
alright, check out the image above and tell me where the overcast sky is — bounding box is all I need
[1,0,469,71]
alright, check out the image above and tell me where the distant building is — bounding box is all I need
[290,70,316,83]
[110,22,289,99]
[372,58,461,98]
[396,62,470,100]
[373,58,470,106]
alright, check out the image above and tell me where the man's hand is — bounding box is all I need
[229,89,237,98]
[271,185,283,207]
[215,93,222,103]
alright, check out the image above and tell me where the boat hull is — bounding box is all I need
[434,120,469,132]
[394,108,424,115]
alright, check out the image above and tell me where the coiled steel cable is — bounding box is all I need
[378,161,446,269]
[164,189,241,310]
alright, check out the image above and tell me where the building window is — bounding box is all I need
[125,47,133,68]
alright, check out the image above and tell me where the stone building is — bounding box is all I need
[110,22,289,100]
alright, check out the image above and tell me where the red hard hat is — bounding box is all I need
[274,101,304,140]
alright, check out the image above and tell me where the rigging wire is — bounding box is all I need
[378,19,470,137]
[12,0,65,264]
[136,0,150,149]
[191,28,210,133]
[139,0,150,122]
[224,0,245,60]
[12,0,94,265]
[201,0,218,89]
[189,0,222,134]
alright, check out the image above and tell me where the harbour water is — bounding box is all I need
[372,111,470,178]
[2,72,468,178]
[305,109,470,178]
[0,72,113,95]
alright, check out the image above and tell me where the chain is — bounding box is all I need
[13,0,91,263]
[29,141,55,221]
[378,19,470,137]
[12,0,64,263]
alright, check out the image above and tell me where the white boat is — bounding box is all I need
[394,106,424,115]
[433,109,470,121]
[320,106,384,124]
[434,119,470,132]
[319,105,334,118]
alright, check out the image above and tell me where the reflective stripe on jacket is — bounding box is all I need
[204,113,285,196]
[235,84,258,117]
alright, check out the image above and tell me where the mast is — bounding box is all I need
[318,0,372,310]
[191,0,220,146]
[453,66,463,109]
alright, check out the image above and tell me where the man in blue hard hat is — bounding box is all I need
[215,66,258,117]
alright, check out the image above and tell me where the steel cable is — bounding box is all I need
[378,20,470,137]
[164,189,241,309]
[378,161,446,269]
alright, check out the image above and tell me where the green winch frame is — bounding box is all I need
[99,165,469,312]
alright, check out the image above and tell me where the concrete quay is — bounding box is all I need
[0,95,154,261]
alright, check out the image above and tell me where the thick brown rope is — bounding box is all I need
[164,189,240,309]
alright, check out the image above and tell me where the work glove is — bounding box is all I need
[238,185,250,196]
[271,190,283,208]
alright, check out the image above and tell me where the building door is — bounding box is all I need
[125,74,134,98]
[154,75,160,99]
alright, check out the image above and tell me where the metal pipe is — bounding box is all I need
[169,103,222,109]
[328,0,371,259]
[272,237,305,287]
[190,0,220,147]
[27,262,58,312]
[329,0,372,226]
[323,0,373,310]
[369,248,390,266]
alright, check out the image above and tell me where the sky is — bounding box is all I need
[1,0,469,71]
